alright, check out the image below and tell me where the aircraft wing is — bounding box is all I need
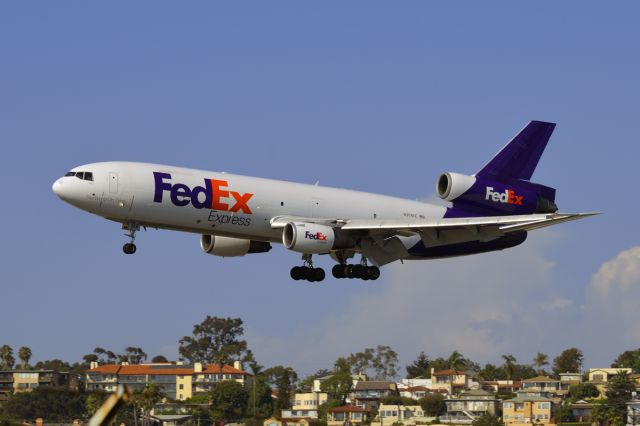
[271,212,597,265]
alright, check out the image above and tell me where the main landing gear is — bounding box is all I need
[122,223,140,255]
[332,257,380,280]
[290,254,325,282]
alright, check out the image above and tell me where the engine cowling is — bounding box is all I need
[282,222,336,254]
[200,235,271,257]
[436,172,558,214]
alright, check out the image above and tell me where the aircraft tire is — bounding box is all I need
[368,266,380,280]
[312,268,325,282]
[352,264,366,279]
[123,243,137,254]
[332,265,346,279]
[291,266,304,280]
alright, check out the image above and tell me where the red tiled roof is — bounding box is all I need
[406,386,430,392]
[330,405,368,413]
[88,363,248,376]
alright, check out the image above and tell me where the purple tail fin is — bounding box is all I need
[476,120,556,181]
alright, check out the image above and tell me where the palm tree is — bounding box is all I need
[502,354,517,380]
[18,346,32,369]
[532,352,549,375]
[0,345,15,370]
[447,351,467,395]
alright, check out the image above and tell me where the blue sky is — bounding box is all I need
[1,2,639,375]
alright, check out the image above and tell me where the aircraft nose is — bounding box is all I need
[52,178,66,199]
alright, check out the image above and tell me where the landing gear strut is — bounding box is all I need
[122,223,139,255]
[290,254,325,282]
[332,256,380,280]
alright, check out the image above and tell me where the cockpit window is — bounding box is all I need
[65,171,93,181]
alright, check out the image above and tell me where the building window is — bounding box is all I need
[179,384,184,390]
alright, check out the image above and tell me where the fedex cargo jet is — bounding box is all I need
[52,121,595,282]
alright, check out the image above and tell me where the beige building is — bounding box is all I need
[588,368,633,395]
[502,395,554,426]
[0,369,72,400]
[442,389,499,424]
[327,405,369,426]
[431,369,479,394]
[86,361,248,401]
[375,404,433,426]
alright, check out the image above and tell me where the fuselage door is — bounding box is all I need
[109,172,119,194]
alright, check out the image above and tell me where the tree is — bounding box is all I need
[132,384,164,426]
[605,370,635,423]
[152,354,169,363]
[270,367,296,415]
[532,352,549,375]
[472,413,504,426]
[555,403,575,423]
[591,401,624,426]
[93,347,117,364]
[17,346,32,369]
[612,349,640,373]
[179,316,248,365]
[321,358,353,404]
[347,345,399,380]
[83,353,99,365]
[0,345,15,370]
[210,380,248,420]
[447,350,468,371]
[502,355,517,380]
[568,383,600,400]
[553,348,583,375]
[122,346,148,364]
[429,357,451,375]
[33,359,76,372]
[247,375,274,419]
[1,388,87,421]
[406,352,431,379]
[419,394,446,416]
[478,363,505,381]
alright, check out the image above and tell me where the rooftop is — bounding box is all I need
[88,363,248,376]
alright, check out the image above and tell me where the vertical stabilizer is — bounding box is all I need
[476,120,556,181]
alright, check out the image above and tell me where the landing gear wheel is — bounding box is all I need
[291,266,304,280]
[332,264,346,279]
[312,268,325,282]
[123,243,137,254]
[367,266,381,280]
[351,264,366,279]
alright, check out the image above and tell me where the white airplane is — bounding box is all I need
[53,121,595,282]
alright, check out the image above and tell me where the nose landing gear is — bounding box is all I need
[290,254,325,282]
[122,223,140,255]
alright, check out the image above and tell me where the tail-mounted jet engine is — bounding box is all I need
[436,172,557,214]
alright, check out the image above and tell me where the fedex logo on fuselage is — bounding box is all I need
[485,186,523,206]
[153,172,253,214]
[305,231,328,241]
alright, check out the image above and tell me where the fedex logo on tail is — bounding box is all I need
[305,231,328,241]
[485,187,523,206]
[153,172,253,214]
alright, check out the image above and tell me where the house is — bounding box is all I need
[281,391,330,419]
[441,389,499,424]
[520,376,564,398]
[86,361,249,401]
[375,404,434,426]
[559,372,583,391]
[588,368,633,395]
[0,369,73,399]
[353,381,397,410]
[264,417,311,426]
[570,400,596,422]
[400,385,432,400]
[482,380,521,395]
[327,405,369,426]
[431,369,479,394]
[502,395,554,426]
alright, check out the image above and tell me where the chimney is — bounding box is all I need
[121,362,129,366]
[36,419,43,426]
[431,367,435,377]
[234,360,242,371]
[90,361,98,370]
[176,361,184,366]
[194,362,203,373]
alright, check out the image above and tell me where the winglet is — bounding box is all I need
[476,120,556,181]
